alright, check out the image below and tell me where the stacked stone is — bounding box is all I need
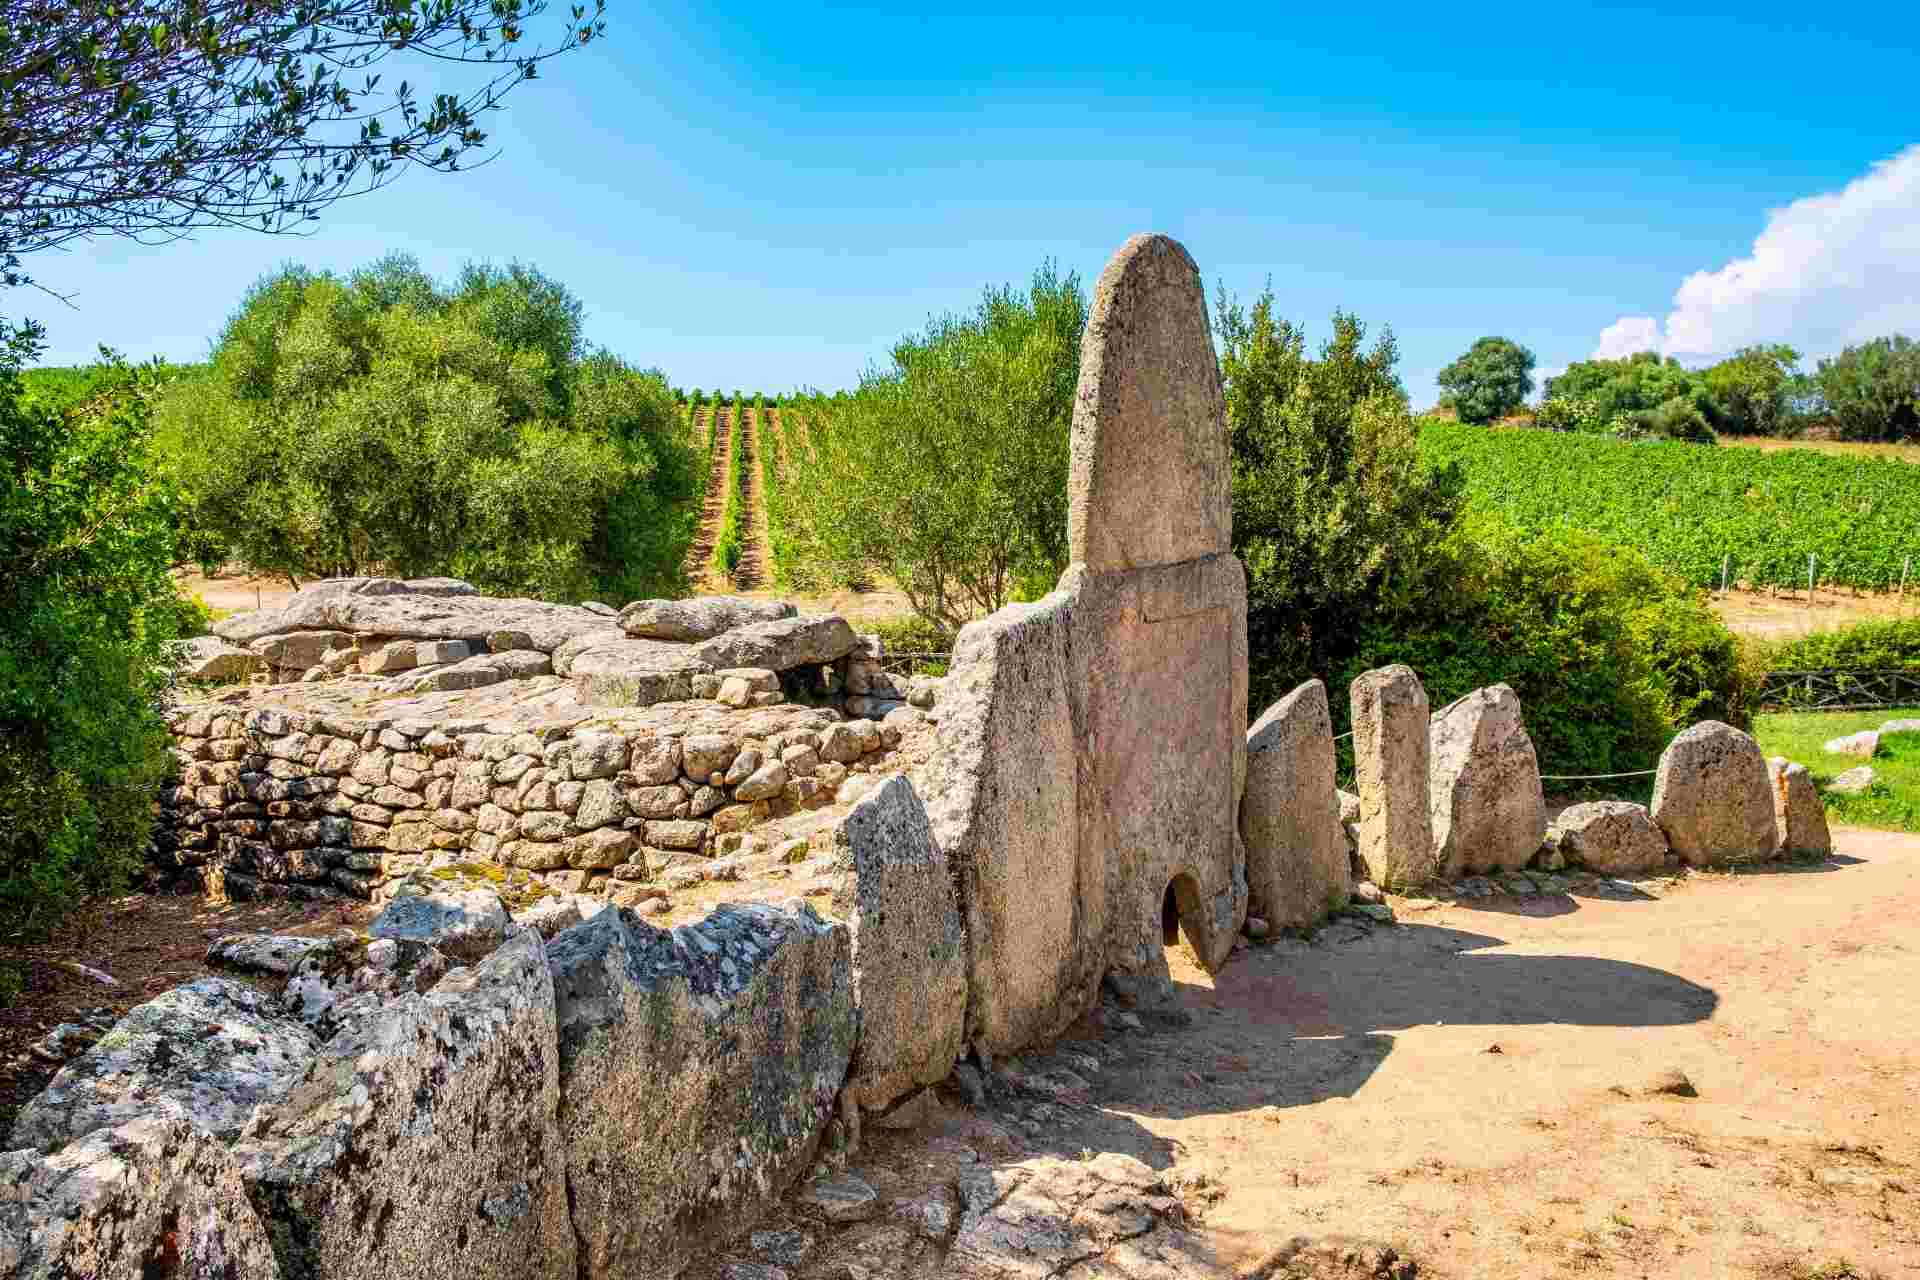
[160,701,906,904]
[842,635,945,720]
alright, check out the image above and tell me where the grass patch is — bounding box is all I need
[1751,705,1920,833]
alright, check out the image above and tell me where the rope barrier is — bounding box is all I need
[1538,768,1658,781]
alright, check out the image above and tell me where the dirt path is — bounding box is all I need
[708,829,1920,1279]
[1714,586,1918,641]
[736,407,774,590]
[684,407,734,589]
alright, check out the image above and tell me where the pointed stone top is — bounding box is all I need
[1067,234,1232,573]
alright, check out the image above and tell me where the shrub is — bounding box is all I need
[1217,295,1466,711]
[1759,619,1920,672]
[1325,516,1747,778]
[1,324,190,935]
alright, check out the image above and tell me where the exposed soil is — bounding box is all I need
[0,892,372,1135]
[686,407,736,591]
[1713,586,1918,642]
[737,407,774,591]
[697,827,1920,1279]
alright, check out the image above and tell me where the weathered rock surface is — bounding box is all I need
[544,904,853,1280]
[1351,665,1433,888]
[174,635,260,681]
[691,615,858,672]
[1770,756,1832,856]
[568,637,712,707]
[0,1116,282,1279]
[1066,234,1230,573]
[1824,729,1880,758]
[368,874,509,961]
[1241,680,1348,927]
[830,776,967,1112]
[1429,684,1547,877]
[204,932,336,975]
[1827,765,1877,795]
[620,596,796,641]
[920,595,1089,1056]
[236,928,574,1279]
[950,1151,1204,1279]
[214,586,610,653]
[282,937,450,1035]
[1548,801,1668,874]
[1651,720,1777,864]
[9,978,318,1154]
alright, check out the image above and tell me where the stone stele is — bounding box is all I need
[1241,679,1349,928]
[931,233,1248,1032]
[1350,664,1434,888]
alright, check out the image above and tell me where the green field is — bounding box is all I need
[1751,707,1920,833]
[1420,420,1920,593]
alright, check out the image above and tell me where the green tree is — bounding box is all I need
[1545,351,1700,419]
[156,256,698,600]
[0,0,606,289]
[1436,336,1536,424]
[1,322,193,933]
[783,264,1085,631]
[1217,292,1465,708]
[1699,345,1801,436]
[1810,336,1920,440]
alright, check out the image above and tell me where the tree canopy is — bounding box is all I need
[1811,336,1920,441]
[156,255,698,600]
[0,0,606,286]
[1436,335,1535,424]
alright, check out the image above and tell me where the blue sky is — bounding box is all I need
[28,0,1920,404]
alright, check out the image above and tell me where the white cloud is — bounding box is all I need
[1594,315,1661,359]
[1594,144,1920,363]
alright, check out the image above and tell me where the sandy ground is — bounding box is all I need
[1712,587,1917,642]
[706,827,1920,1279]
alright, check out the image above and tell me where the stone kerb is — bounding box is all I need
[1241,679,1349,929]
[1351,664,1433,889]
[931,231,1249,1039]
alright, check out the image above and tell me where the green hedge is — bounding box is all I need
[2,328,191,938]
[1758,619,1920,672]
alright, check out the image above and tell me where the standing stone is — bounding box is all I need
[830,776,967,1112]
[1650,720,1777,864]
[235,929,574,1280]
[544,905,853,1280]
[922,597,1089,1056]
[9,978,318,1154]
[1240,680,1348,927]
[1061,233,1247,992]
[1350,665,1433,888]
[1067,234,1231,573]
[1770,756,1832,857]
[0,1117,282,1279]
[1548,801,1668,874]
[1429,684,1547,877]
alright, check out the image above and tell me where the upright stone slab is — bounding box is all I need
[1063,234,1248,990]
[1770,756,1832,857]
[830,775,967,1112]
[924,232,1247,1045]
[1068,235,1232,573]
[544,904,853,1280]
[922,597,1091,1056]
[1351,665,1433,888]
[1651,720,1776,865]
[0,1117,283,1279]
[1241,680,1348,928]
[235,928,574,1280]
[1429,684,1547,877]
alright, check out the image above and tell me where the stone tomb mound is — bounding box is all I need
[163,584,942,910]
